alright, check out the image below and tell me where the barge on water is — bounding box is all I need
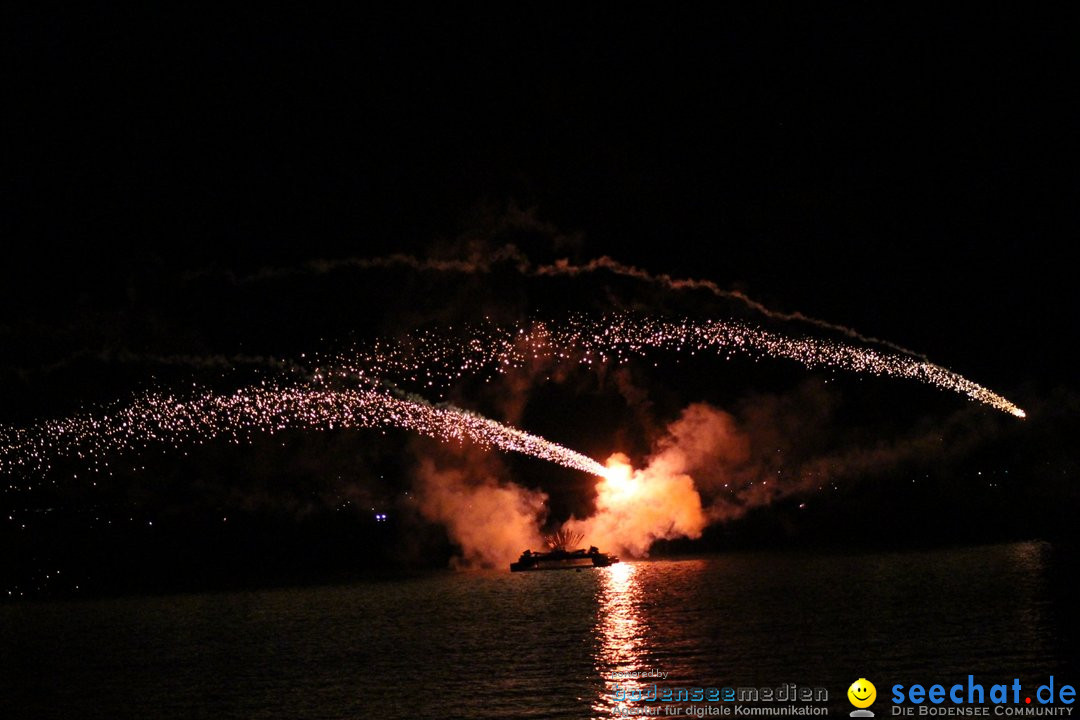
[510,546,620,572]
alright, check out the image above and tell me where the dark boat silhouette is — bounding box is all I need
[509,545,620,572]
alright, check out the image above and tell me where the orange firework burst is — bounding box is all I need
[599,453,638,498]
[544,528,585,552]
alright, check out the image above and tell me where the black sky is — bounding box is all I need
[1,7,1078,589]
[4,6,1076,391]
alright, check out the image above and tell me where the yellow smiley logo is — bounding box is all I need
[848,678,877,708]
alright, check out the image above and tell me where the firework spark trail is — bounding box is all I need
[226,248,1024,412]
[337,315,1026,418]
[0,384,608,483]
[0,313,1024,485]
[529,255,932,361]
[235,245,929,360]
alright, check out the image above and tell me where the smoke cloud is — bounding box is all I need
[560,402,753,558]
[411,448,548,568]
[565,451,707,558]
[405,386,1003,566]
[557,387,1003,558]
[220,216,925,360]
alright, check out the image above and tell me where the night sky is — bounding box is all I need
[2,7,1077,597]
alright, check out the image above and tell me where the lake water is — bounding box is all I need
[2,541,1076,718]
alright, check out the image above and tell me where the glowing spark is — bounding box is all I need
[600,454,637,497]
[335,315,1025,417]
[544,529,584,551]
[0,384,608,483]
[0,312,1025,488]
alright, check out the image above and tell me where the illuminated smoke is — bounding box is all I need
[566,452,708,558]
[565,395,1009,557]
[0,249,1026,563]
[412,453,547,568]
[562,402,780,556]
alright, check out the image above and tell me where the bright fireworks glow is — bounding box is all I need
[566,451,707,558]
[599,454,638,498]
[544,529,584,551]
[0,383,607,484]
[0,312,1024,488]
[335,315,1026,418]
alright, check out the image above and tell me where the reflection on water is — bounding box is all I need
[595,562,647,716]
[1,542,1074,719]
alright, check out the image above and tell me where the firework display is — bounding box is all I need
[337,315,1025,417]
[0,383,609,485]
[0,312,1023,485]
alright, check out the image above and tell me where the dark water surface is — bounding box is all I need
[2,541,1077,719]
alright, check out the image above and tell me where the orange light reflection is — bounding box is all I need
[593,562,647,717]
